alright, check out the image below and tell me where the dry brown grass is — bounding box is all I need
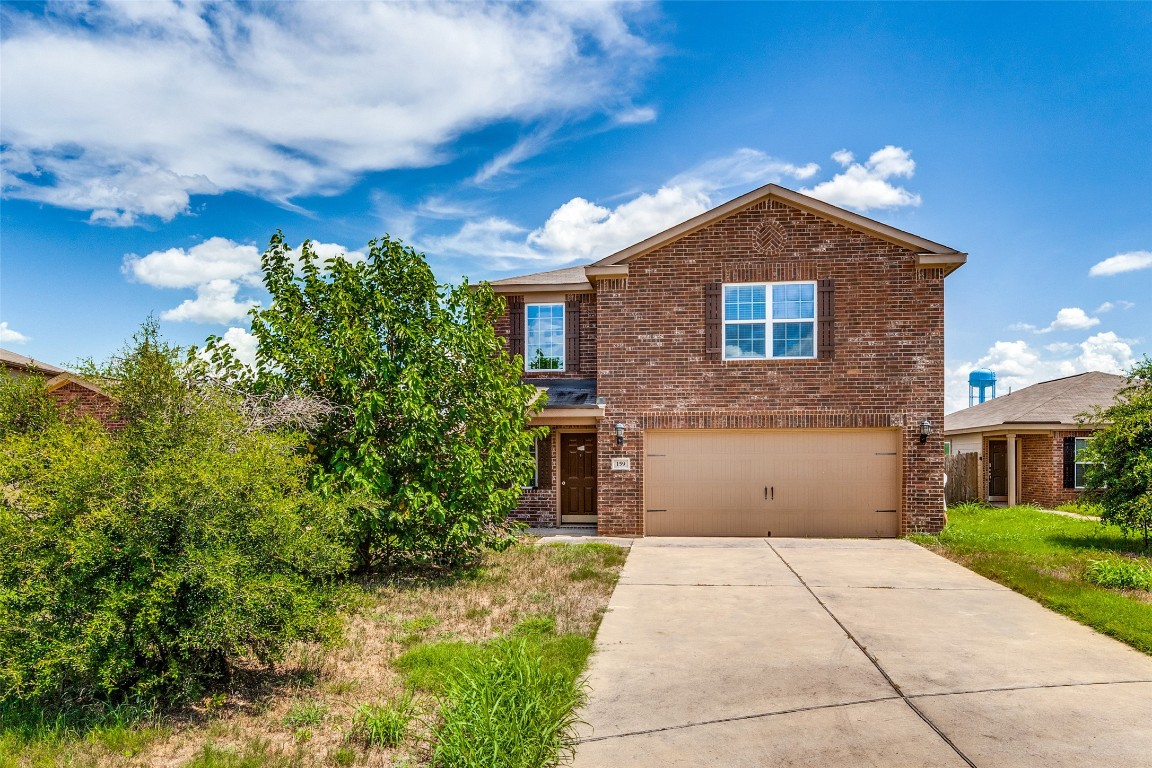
[3,540,626,768]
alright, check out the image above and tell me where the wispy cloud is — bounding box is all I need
[1,1,655,225]
[425,147,824,270]
[801,146,922,212]
[1089,250,1152,277]
[1094,300,1136,313]
[0,322,30,344]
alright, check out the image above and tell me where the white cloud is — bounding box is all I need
[0,2,654,224]
[0,322,30,344]
[161,279,259,324]
[946,332,1137,414]
[1089,250,1152,277]
[1094,300,1136,313]
[123,237,262,289]
[426,148,823,269]
[615,106,658,125]
[127,236,360,324]
[219,327,258,369]
[1011,307,1102,334]
[801,145,922,212]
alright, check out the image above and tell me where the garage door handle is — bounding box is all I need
[764,486,774,500]
[771,486,774,500]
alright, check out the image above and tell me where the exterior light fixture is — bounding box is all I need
[919,419,933,445]
[614,422,626,446]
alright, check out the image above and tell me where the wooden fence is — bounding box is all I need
[944,451,980,506]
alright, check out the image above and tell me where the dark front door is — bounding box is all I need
[988,440,1007,498]
[561,433,597,524]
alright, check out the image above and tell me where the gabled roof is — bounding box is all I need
[944,371,1126,433]
[592,184,967,273]
[0,347,67,375]
[484,184,966,293]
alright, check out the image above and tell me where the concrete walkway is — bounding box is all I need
[574,538,1152,768]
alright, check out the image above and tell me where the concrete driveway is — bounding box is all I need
[574,538,1152,767]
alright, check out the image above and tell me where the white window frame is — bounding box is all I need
[721,280,817,361]
[525,302,565,372]
[1074,437,1093,489]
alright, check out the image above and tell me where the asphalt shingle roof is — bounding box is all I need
[944,371,1126,432]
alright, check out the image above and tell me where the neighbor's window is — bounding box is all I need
[524,440,539,489]
[526,303,565,371]
[1074,437,1093,489]
[723,281,815,360]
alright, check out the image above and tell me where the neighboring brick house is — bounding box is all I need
[1,347,122,429]
[488,184,966,537]
[943,371,1124,509]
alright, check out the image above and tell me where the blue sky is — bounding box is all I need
[1,1,1149,412]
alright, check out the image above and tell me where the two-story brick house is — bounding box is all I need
[489,184,966,537]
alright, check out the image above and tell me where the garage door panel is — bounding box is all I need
[645,430,900,538]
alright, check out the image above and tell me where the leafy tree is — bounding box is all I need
[1081,357,1152,549]
[0,324,351,707]
[204,233,543,572]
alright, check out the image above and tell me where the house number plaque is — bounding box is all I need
[611,458,631,471]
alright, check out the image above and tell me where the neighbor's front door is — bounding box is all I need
[988,440,1008,499]
[560,433,597,525]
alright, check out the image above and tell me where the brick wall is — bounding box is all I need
[48,381,124,430]
[493,292,597,380]
[498,198,948,536]
[509,432,557,527]
[1020,430,1095,509]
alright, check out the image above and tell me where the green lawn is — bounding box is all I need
[911,504,1152,655]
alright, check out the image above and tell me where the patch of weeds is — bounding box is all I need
[431,638,585,768]
[88,723,165,757]
[513,615,556,636]
[328,746,358,766]
[1085,559,1152,590]
[1057,501,1104,518]
[325,678,359,696]
[395,641,485,693]
[185,739,303,768]
[490,593,509,606]
[282,700,328,729]
[349,693,418,748]
[401,614,440,632]
[464,606,491,620]
[526,591,549,604]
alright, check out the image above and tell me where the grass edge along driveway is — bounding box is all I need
[911,503,1152,655]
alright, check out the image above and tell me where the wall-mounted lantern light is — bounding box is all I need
[919,419,933,445]
[614,422,626,446]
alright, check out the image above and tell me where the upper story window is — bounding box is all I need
[723,281,816,360]
[526,303,565,371]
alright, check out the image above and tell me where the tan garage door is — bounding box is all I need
[645,430,900,537]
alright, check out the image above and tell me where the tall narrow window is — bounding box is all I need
[1074,437,1093,489]
[723,281,816,360]
[525,303,565,371]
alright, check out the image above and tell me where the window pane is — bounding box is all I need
[772,321,814,357]
[1074,437,1090,461]
[772,283,815,320]
[724,284,766,321]
[526,304,565,370]
[725,323,766,358]
[1074,462,1088,488]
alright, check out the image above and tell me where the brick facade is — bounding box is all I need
[981,430,1096,509]
[500,194,952,536]
[48,379,124,430]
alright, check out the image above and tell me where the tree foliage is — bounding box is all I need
[1082,357,1152,549]
[204,232,543,572]
[0,324,351,707]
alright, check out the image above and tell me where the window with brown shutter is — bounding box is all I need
[817,279,835,359]
[1062,436,1076,489]
[565,297,581,373]
[705,281,722,360]
[507,295,524,361]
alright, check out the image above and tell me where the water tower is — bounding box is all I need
[969,368,997,407]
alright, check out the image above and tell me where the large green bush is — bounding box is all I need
[0,325,351,707]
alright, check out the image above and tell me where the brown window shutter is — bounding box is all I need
[507,295,525,360]
[565,298,581,373]
[817,279,835,359]
[705,281,722,360]
[536,435,553,489]
[1062,437,1076,489]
